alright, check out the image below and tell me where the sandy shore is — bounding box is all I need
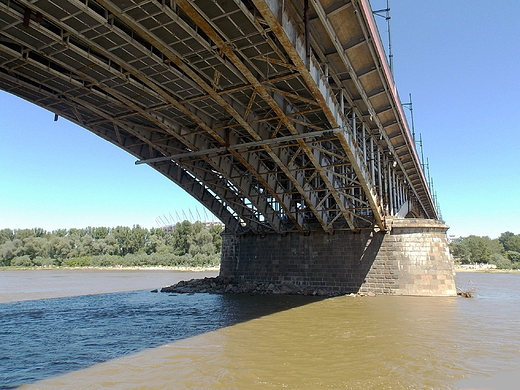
[0,268,220,303]
[455,268,519,273]
[1,265,220,272]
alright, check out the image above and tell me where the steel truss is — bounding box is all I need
[0,0,437,234]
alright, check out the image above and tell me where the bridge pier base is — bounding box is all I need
[220,219,456,296]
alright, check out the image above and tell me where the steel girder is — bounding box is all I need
[0,0,437,235]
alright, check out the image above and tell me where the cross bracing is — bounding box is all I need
[0,0,437,234]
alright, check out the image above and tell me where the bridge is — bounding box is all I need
[0,0,455,295]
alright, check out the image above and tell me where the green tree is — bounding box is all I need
[489,253,511,269]
[450,238,471,264]
[129,225,149,254]
[67,228,83,238]
[63,256,91,267]
[11,255,33,267]
[189,229,215,256]
[191,221,204,236]
[31,228,46,238]
[50,236,76,263]
[100,235,119,255]
[0,228,14,245]
[52,229,67,237]
[172,221,193,255]
[506,251,520,262]
[78,235,95,257]
[23,236,48,260]
[112,226,132,256]
[92,227,110,240]
[0,221,223,268]
[498,232,520,253]
[13,229,34,241]
[209,224,223,253]
[0,239,25,264]
[450,235,503,263]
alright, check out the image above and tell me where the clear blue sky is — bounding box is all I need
[1,1,519,238]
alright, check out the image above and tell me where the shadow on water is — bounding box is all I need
[0,290,323,389]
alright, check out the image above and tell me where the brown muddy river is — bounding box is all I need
[1,269,519,389]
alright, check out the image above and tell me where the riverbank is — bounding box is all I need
[5,264,519,275]
[454,267,519,273]
[0,265,220,272]
[0,268,220,303]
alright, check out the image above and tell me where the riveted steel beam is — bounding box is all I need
[137,127,348,164]
[0,0,438,235]
[1,0,288,233]
[173,0,341,232]
[252,0,384,230]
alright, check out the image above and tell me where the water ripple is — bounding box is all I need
[0,290,318,389]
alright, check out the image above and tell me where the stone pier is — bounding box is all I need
[220,218,456,296]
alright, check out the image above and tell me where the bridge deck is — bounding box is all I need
[0,0,437,234]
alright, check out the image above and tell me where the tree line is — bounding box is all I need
[0,221,223,268]
[449,231,520,269]
[3,223,519,270]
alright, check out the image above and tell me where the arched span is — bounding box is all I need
[0,0,438,234]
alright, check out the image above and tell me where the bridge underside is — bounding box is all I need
[0,0,437,235]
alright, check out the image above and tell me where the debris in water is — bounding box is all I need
[457,279,476,298]
[457,289,474,298]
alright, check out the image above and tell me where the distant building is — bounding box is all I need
[201,221,224,229]
[161,225,175,234]
[447,235,458,243]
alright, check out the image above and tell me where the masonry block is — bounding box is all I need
[219,218,456,296]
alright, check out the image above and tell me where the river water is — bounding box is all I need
[1,269,519,389]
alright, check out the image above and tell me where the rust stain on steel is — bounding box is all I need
[252,0,382,230]
[174,0,356,231]
[96,0,297,232]
[175,0,333,232]
[251,0,339,129]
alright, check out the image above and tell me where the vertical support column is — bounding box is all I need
[397,180,402,210]
[383,154,389,215]
[388,165,394,215]
[350,169,356,211]
[377,149,382,199]
[393,170,398,214]
[370,136,375,182]
[362,123,367,162]
[220,229,240,278]
[323,63,329,105]
[352,112,357,142]
[340,89,344,117]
